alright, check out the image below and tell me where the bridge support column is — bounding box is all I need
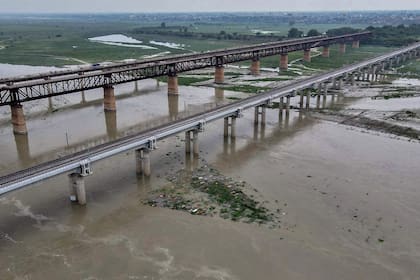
[339,43,346,54]
[306,91,311,109]
[11,104,28,135]
[280,53,288,71]
[316,94,321,109]
[224,116,237,138]
[254,106,266,125]
[192,130,199,156]
[215,66,224,84]
[322,46,330,58]
[250,59,260,76]
[135,148,151,176]
[303,49,311,62]
[337,79,343,90]
[299,91,304,109]
[286,96,291,113]
[68,173,86,205]
[168,74,179,95]
[103,85,116,111]
[352,40,360,48]
[185,130,199,156]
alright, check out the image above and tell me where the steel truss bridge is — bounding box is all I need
[0,32,371,106]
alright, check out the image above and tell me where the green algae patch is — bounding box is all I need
[145,165,279,227]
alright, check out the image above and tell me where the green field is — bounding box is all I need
[0,16,374,67]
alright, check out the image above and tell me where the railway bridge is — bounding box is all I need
[0,32,372,134]
[0,41,419,205]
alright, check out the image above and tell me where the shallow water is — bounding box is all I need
[0,78,420,279]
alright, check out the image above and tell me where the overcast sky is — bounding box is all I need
[1,0,419,13]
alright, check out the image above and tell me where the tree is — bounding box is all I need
[160,22,166,28]
[307,29,320,37]
[288,28,303,38]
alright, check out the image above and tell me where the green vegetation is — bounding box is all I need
[365,24,420,46]
[146,165,277,224]
[301,45,393,70]
[157,76,211,86]
[223,85,271,94]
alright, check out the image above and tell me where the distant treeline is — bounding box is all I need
[132,24,420,47]
[325,25,420,46]
[132,25,285,42]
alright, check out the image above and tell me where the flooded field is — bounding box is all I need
[1,64,420,279]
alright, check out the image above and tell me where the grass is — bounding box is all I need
[157,76,211,86]
[301,45,394,70]
[223,85,271,94]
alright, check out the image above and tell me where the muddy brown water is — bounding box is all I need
[0,79,420,279]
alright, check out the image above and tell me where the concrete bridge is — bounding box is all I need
[1,32,372,134]
[1,41,419,205]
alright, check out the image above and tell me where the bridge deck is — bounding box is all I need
[1,41,419,196]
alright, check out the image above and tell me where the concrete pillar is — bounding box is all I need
[103,85,116,111]
[339,43,346,54]
[134,80,139,92]
[322,46,330,58]
[352,40,360,48]
[192,130,199,156]
[14,133,31,164]
[105,110,117,140]
[316,94,321,109]
[261,106,266,125]
[231,117,236,138]
[135,149,143,174]
[338,79,343,89]
[81,91,86,103]
[215,88,224,102]
[286,96,291,112]
[299,92,304,108]
[254,107,259,124]
[168,74,179,95]
[215,66,224,84]
[280,53,288,71]
[303,49,311,62]
[351,74,355,86]
[250,59,260,76]
[142,149,151,177]
[185,131,192,153]
[11,104,27,135]
[306,91,310,109]
[224,118,229,137]
[168,94,179,120]
[69,173,86,205]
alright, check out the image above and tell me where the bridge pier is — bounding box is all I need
[352,40,360,48]
[11,104,28,135]
[224,116,237,138]
[135,148,151,176]
[303,49,311,62]
[280,53,288,71]
[215,88,224,102]
[306,91,311,109]
[254,105,266,125]
[105,110,117,140]
[103,85,116,111]
[185,130,200,156]
[68,173,86,205]
[215,65,225,84]
[339,43,346,54]
[168,94,179,120]
[322,46,330,58]
[251,59,260,76]
[299,91,304,108]
[168,74,179,95]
